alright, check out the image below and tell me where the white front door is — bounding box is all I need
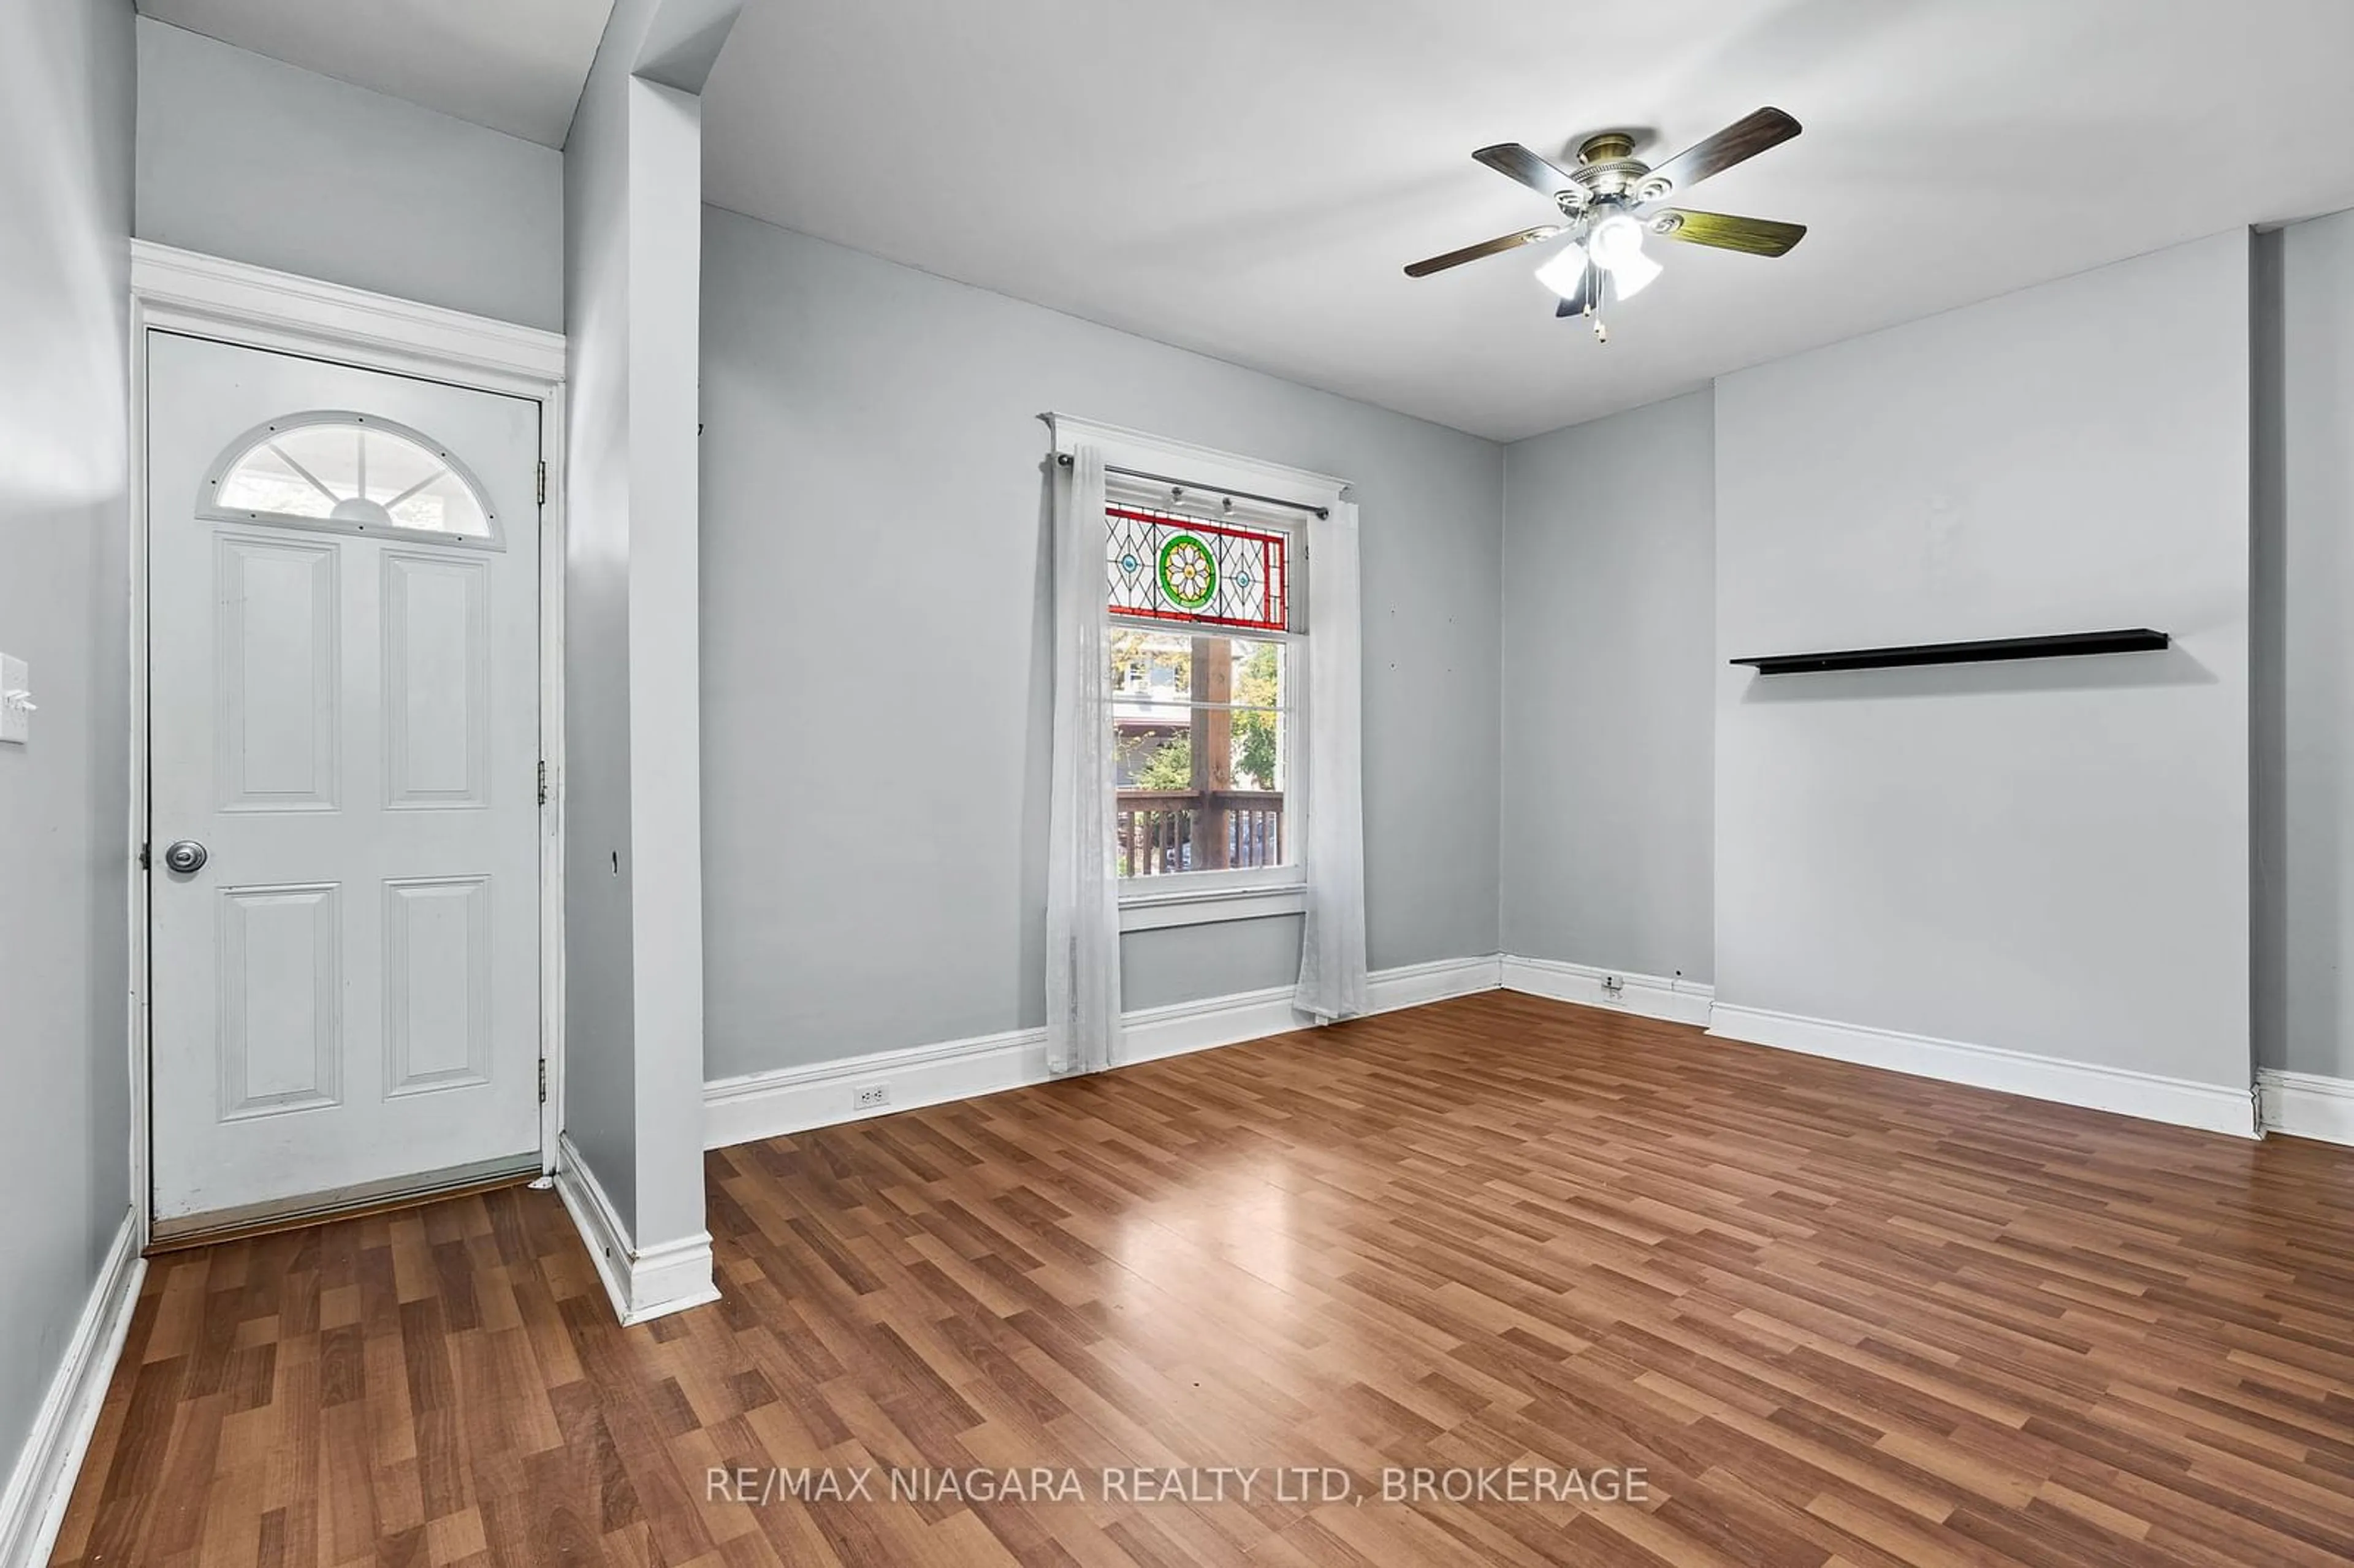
[148,331,544,1236]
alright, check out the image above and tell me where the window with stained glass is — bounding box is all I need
[1105,502,1295,881]
[1104,506,1287,633]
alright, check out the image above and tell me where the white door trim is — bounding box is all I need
[127,242,569,1250]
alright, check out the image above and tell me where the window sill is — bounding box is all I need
[1119,880,1306,932]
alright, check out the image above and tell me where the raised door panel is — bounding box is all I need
[384,553,492,809]
[384,877,495,1097]
[218,883,342,1119]
[215,538,340,812]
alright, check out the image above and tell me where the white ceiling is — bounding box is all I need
[702,0,2354,441]
[137,0,614,146]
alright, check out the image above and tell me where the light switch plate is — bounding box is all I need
[1,654,29,745]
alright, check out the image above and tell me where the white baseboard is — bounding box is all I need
[0,1209,145,1568]
[2258,1068,2354,1145]
[701,953,2272,1152]
[1371,953,1505,1011]
[552,1135,720,1326]
[1499,955,1713,1027]
[705,1025,1051,1149]
[1709,1003,2257,1138]
[1121,984,1303,1067]
[704,954,1506,1150]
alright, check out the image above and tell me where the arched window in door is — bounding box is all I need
[203,411,502,547]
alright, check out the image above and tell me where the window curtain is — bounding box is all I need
[1296,499,1369,1019]
[1046,444,1122,1074]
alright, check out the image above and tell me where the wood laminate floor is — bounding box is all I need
[51,991,2354,1567]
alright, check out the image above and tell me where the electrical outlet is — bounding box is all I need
[1600,973,1626,1000]
[854,1084,889,1111]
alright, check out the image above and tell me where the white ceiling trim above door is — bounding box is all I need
[131,241,566,394]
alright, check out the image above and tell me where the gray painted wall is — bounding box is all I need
[1501,217,2354,1092]
[1713,230,2252,1089]
[135,18,563,330]
[0,0,134,1495]
[560,0,642,1231]
[2264,209,2354,1078]
[698,208,1504,1079]
[1501,390,1715,982]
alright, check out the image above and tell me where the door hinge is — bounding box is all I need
[536,759,547,807]
[536,461,547,505]
[538,1058,549,1103]
[138,841,150,872]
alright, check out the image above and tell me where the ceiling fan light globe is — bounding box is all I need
[1607,248,1663,299]
[1533,241,1590,301]
[1589,211,1648,268]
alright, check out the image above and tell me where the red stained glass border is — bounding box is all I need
[1104,506,1289,633]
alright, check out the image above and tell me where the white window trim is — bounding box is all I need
[1119,878,1308,931]
[1046,414,1347,934]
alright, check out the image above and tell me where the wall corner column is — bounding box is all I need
[555,0,743,1325]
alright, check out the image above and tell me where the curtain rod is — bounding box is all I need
[1055,452,1330,520]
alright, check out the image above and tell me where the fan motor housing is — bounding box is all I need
[1568,131,1653,204]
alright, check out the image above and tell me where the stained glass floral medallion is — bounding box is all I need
[1104,505,1287,632]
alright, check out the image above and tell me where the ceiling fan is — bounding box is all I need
[1405,107,1807,339]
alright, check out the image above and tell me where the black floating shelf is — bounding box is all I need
[1731,628,2171,676]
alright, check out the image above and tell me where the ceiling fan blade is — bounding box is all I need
[1472,143,1582,201]
[1650,209,1807,257]
[1403,225,1563,278]
[1639,107,1800,201]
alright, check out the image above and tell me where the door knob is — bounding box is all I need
[162,840,208,875]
